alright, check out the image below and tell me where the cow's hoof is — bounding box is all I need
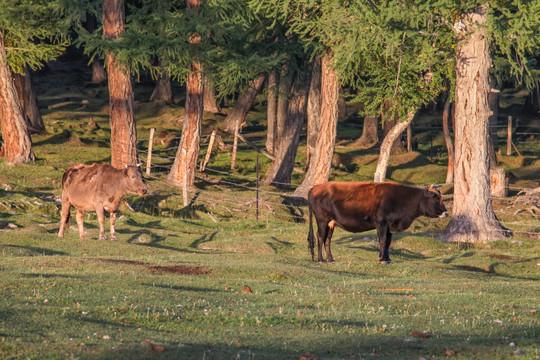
[99,235,107,241]
[111,236,118,242]
[379,260,392,265]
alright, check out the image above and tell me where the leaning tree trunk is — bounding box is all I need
[442,92,454,184]
[203,76,221,114]
[167,0,203,188]
[13,67,46,134]
[222,75,265,134]
[305,56,321,171]
[265,70,278,154]
[373,108,416,182]
[150,59,172,102]
[86,13,107,84]
[351,115,378,149]
[103,0,138,169]
[263,66,311,188]
[0,31,35,165]
[294,54,338,198]
[381,101,405,154]
[442,4,510,243]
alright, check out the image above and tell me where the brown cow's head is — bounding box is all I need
[123,165,148,195]
[421,185,448,218]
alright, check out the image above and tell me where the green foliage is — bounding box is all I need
[0,0,69,74]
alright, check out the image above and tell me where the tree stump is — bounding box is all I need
[490,167,508,197]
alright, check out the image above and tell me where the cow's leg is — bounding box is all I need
[76,209,86,239]
[96,207,107,240]
[109,211,118,242]
[316,222,328,263]
[324,227,335,263]
[58,200,71,238]
[376,222,392,264]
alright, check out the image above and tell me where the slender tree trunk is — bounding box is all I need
[487,90,499,169]
[265,70,277,154]
[150,59,172,102]
[442,92,454,184]
[263,66,311,188]
[373,109,416,182]
[275,69,293,150]
[222,75,265,134]
[351,115,378,149]
[167,0,203,188]
[103,0,138,169]
[86,13,107,84]
[294,54,338,198]
[442,5,510,242]
[0,31,35,165]
[13,67,46,134]
[381,101,405,154]
[203,76,221,113]
[305,56,321,171]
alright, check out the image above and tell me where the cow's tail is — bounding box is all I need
[307,204,315,262]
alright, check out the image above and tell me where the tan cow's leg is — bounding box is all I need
[96,207,107,240]
[109,212,117,241]
[58,200,71,238]
[76,209,86,239]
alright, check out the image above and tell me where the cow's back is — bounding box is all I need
[61,164,111,210]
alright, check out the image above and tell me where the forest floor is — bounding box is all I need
[0,58,538,359]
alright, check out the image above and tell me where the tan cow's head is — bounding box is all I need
[123,165,147,195]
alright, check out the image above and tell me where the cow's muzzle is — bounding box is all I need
[139,187,147,195]
[439,211,448,218]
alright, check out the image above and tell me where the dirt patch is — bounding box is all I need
[486,254,519,261]
[147,265,210,276]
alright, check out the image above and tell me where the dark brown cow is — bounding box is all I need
[307,182,448,264]
[58,163,147,241]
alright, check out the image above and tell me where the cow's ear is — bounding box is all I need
[123,164,129,175]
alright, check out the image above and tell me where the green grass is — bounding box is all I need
[0,59,539,359]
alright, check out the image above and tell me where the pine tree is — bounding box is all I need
[0,0,67,164]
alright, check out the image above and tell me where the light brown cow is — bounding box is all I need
[58,163,147,241]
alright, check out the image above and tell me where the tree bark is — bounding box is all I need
[381,101,405,154]
[13,67,46,134]
[203,76,221,113]
[442,5,510,242]
[294,54,338,198]
[442,93,455,184]
[305,56,321,171]
[265,70,277,154]
[263,66,311,188]
[0,31,35,165]
[103,0,138,169]
[351,115,378,149]
[222,75,265,134]
[150,59,172,102]
[373,109,416,182]
[86,13,107,84]
[167,0,203,188]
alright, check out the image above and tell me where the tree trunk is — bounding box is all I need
[0,31,35,165]
[373,109,416,182]
[275,68,293,150]
[351,115,378,149]
[150,59,172,102]
[442,92,454,184]
[13,67,46,134]
[442,5,510,242]
[305,56,321,171]
[487,90,499,169]
[265,70,277,154]
[86,13,107,84]
[167,0,203,188]
[222,75,265,134]
[263,66,311,188]
[103,0,138,169]
[381,101,405,154]
[294,54,338,198]
[203,76,221,113]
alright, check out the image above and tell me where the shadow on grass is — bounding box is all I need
[19,272,85,279]
[266,237,294,254]
[0,244,68,256]
[142,283,220,293]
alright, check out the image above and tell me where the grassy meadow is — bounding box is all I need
[0,58,539,359]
